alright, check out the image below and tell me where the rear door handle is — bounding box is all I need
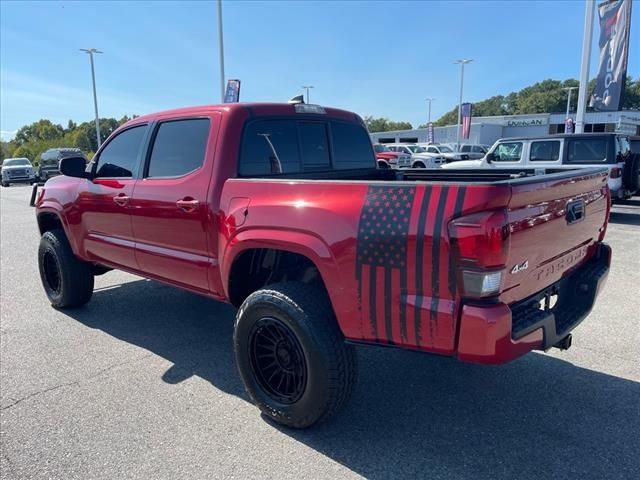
[113,194,129,207]
[176,198,200,212]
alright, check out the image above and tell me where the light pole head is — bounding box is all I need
[454,59,473,65]
[80,48,103,55]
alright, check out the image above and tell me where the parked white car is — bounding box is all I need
[418,143,470,162]
[387,144,445,168]
[457,143,490,160]
[442,133,639,200]
[1,157,36,187]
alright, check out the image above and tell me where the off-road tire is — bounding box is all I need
[234,282,357,428]
[38,229,94,308]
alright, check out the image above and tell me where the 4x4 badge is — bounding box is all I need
[511,260,529,274]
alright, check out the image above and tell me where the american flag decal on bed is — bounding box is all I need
[355,184,467,348]
[355,185,416,344]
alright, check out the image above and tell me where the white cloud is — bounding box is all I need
[1,130,17,141]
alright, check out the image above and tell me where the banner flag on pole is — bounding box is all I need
[589,0,632,111]
[565,118,575,134]
[461,103,473,140]
[224,79,241,103]
[427,122,435,143]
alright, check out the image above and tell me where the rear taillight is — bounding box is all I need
[610,167,622,179]
[448,209,510,298]
[449,210,510,268]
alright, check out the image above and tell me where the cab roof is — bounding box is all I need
[127,102,361,125]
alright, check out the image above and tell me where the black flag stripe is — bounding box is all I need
[413,186,432,346]
[448,187,467,300]
[429,186,450,343]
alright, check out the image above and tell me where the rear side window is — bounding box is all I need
[239,120,300,175]
[530,141,560,161]
[95,125,146,178]
[460,145,471,152]
[299,122,330,168]
[472,145,485,153]
[427,147,438,154]
[331,121,375,169]
[146,119,210,178]
[566,138,608,163]
[493,142,523,162]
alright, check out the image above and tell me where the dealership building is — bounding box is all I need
[370,110,640,146]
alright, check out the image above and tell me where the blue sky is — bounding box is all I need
[1,0,638,140]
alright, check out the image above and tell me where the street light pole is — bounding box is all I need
[564,86,579,118]
[217,0,226,102]
[302,85,314,104]
[576,0,595,133]
[425,97,435,124]
[454,59,472,149]
[80,48,103,148]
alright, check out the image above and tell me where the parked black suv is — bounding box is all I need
[38,148,86,181]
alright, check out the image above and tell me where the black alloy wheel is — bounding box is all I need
[249,316,307,404]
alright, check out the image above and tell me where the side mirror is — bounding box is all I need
[60,156,91,179]
[485,152,495,164]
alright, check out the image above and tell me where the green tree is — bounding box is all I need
[623,76,640,109]
[1,141,17,163]
[11,144,36,160]
[364,116,412,132]
[434,75,637,126]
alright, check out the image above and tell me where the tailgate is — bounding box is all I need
[500,169,609,305]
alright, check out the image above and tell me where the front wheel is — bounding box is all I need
[234,282,357,428]
[413,161,426,168]
[1,181,9,187]
[38,229,94,308]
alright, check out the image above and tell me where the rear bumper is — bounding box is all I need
[456,242,611,364]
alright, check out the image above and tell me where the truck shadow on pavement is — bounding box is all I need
[609,211,640,226]
[65,279,639,480]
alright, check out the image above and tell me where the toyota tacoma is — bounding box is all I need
[34,102,611,428]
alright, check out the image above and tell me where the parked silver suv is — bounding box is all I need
[1,158,36,187]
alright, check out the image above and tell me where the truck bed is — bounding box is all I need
[222,166,610,357]
[241,166,605,185]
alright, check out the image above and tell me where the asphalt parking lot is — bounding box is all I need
[1,184,639,480]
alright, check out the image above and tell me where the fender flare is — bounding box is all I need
[219,227,361,336]
[221,228,339,298]
[36,205,81,256]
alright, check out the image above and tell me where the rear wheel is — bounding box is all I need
[413,161,426,168]
[234,282,357,428]
[1,181,9,187]
[38,229,94,308]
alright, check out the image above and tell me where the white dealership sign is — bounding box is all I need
[504,118,549,127]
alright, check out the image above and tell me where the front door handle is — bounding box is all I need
[113,194,129,207]
[176,198,200,212]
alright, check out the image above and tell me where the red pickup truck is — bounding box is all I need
[34,102,611,428]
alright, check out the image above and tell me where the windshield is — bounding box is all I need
[438,145,453,153]
[2,158,31,167]
[374,144,390,153]
[407,146,427,153]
